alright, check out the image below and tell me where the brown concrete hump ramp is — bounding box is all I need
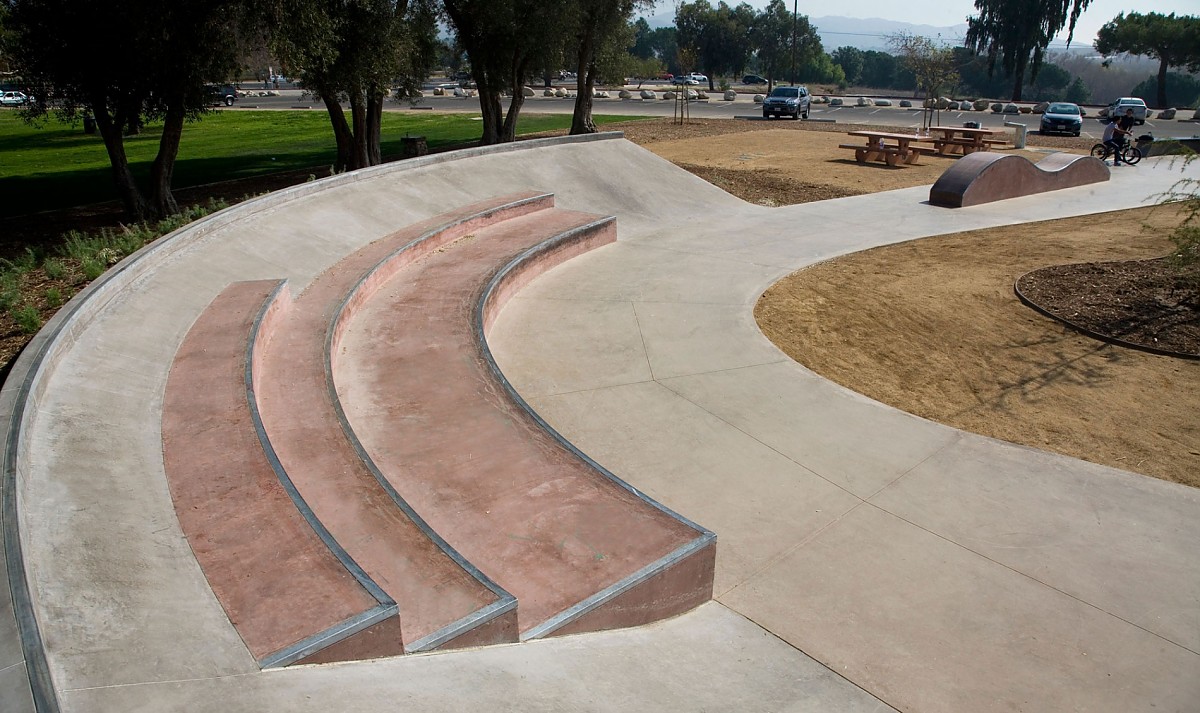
[333,207,716,639]
[929,151,1109,207]
[162,280,403,668]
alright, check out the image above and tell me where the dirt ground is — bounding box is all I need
[625,121,1197,488]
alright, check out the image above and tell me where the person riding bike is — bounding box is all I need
[1102,108,1136,166]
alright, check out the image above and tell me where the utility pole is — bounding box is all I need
[789,0,797,86]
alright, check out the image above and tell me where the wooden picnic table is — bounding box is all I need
[925,126,1005,155]
[840,130,934,166]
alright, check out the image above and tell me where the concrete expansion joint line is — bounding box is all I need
[61,670,260,693]
[630,301,657,382]
[727,601,901,713]
[869,502,1200,657]
[655,374,864,502]
[716,500,870,600]
[862,432,964,502]
[0,660,25,676]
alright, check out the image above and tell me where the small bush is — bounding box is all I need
[43,258,66,280]
[80,257,105,281]
[11,305,41,335]
[45,287,63,308]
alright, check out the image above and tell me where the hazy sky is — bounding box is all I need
[666,1,1197,47]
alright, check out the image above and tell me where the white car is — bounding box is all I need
[687,73,708,84]
[0,91,30,107]
[672,76,700,86]
[1106,97,1147,125]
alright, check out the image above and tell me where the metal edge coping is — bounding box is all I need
[1014,271,1199,361]
[0,132,626,708]
[320,199,556,639]
[244,280,397,608]
[258,604,397,669]
[475,218,716,539]
[519,533,716,641]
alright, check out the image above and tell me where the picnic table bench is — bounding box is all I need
[840,130,936,166]
[926,126,1005,155]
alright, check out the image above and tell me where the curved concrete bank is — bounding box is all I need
[2,134,1198,712]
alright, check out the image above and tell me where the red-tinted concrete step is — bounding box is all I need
[333,209,716,638]
[162,280,402,668]
[254,194,560,651]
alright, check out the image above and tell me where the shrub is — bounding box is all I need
[43,258,66,280]
[45,287,63,308]
[11,305,41,335]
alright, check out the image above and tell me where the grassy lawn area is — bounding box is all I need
[0,109,642,215]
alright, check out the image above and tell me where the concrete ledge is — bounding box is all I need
[929,152,1109,208]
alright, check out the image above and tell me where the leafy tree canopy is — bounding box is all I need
[965,0,1092,101]
[1095,12,1200,107]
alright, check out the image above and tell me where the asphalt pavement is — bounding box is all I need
[232,87,1200,141]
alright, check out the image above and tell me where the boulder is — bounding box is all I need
[1193,107,1200,120]
[433,86,445,96]
[453,87,467,98]
[1079,107,1088,116]
[829,97,843,106]
[640,89,656,100]
[1004,103,1019,113]
[1158,108,1176,120]
[935,97,951,109]
[697,90,708,99]
[619,89,633,99]
[857,96,873,107]
[523,86,535,97]
[594,90,609,98]
[753,94,765,104]
[874,98,892,107]
[723,89,737,101]
[555,87,568,98]
[663,91,676,100]
[973,98,990,111]
[991,102,1004,112]
[1018,105,1032,113]
[1033,101,1049,114]
[544,89,555,97]
[1097,106,1110,118]
[899,99,912,108]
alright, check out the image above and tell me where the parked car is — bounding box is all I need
[1039,102,1082,136]
[0,91,30,107]
[658,72,674,81]
[742,74,767,85]
[687,72,708,84]
[1106,97,1147,125]
[672,75,700,86]
[205,84,238,107]
[762,84,810,120]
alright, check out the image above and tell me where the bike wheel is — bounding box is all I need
[1121,146,1142,165]
[1090,144,1107,159]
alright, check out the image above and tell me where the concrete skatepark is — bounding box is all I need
[2,133,1198,711]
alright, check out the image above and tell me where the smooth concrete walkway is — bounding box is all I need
[2,134,1197,712]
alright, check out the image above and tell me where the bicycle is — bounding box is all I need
[1090,141,1142,165]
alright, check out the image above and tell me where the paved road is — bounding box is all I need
[236,88,1200,141]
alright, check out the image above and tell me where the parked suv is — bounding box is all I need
[1106,97,1147,125]
[205,84,238,107]
[762,85,809,120]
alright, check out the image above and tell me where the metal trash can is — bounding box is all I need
[1004,120,1027,149]
[83,114,96,134]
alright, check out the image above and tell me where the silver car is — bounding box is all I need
[762,85,810,120]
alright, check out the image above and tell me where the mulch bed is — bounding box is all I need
[1016,258,1200,357]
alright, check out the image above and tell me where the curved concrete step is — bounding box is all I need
[253,194,566,651]
[332,208,716,638]
[162,280,403,668]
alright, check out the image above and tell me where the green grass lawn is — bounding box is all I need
[0,109,642,215]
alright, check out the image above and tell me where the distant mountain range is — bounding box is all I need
[640,12,1092,54]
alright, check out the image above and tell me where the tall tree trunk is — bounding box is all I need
[477,85,505,145]
[366,91,384,165]
[1010,57,1027,102]
[322,93,354,172]
[348,89,369,170]
[499,57,528,143]
[570,31,597,135]
[148,102,186,220]
[92,102,149,221]
[1155,57,1168,108]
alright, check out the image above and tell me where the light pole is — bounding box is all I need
[789,0,799,86]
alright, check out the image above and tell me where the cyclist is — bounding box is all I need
[1103,108,1135,166]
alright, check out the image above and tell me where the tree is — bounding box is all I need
[860,50,899,89]
[443,0,569,145]
[1130,72,1200,109]
[676,0,755,91]
[886,32,959,99]
[1064,76,1091,104]
[831,46,863,86]
[1095,12,1200,108]
[7,0,249,221]
[965,0,1093,102]
[274,0,437,173]
[567,0,648,135]
[749,0,792,90]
